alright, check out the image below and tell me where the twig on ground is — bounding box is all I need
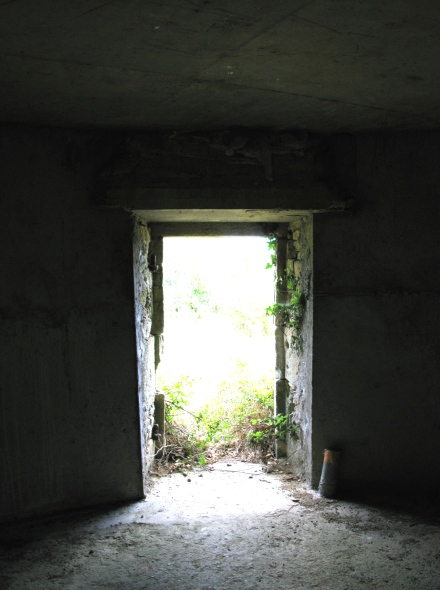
[264,504,298,517]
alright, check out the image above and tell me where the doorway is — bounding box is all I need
[133,218,313,487]
[157,236,275,467]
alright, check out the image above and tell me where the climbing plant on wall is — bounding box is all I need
[265,235,305,352]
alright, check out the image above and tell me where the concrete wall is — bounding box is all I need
[284,216,314,482]
[133,221,159,491]
[2,125,440,521]
[312,132,440,495]
[0,127,145,521]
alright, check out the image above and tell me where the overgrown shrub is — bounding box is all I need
[156,362,291,467]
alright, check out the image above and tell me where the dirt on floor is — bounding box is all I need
[1,460,440,590]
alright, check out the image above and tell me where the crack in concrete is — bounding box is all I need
[152,1,315,108]
[0,51,177,77]
[347,30,378,39]
[197,78,440,127]
[294,15,343,35]
[1,38,439,129]
[75,1,116,18]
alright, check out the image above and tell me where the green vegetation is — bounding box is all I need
[157,362,290,466]
[197,362,274,450]
[266,234,277,269]
[248,414,299,456]
[265,289,304,330]
[265,235,305,351]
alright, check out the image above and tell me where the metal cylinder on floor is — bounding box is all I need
[318,449,341,498]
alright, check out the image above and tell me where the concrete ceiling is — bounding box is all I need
[1,0,440,133]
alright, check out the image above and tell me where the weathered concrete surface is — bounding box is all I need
[133,222,157,492]
[154,393,166,456]
[147,223,276,237]
[312,131,440,494]
[272,218,314,468]
[0,128,144,522]
[0,1,440,132]
[3,123,440,524]
[3,465,440,590]
[273,227,289,456]
[135,209,316,223]
[149,236,164,338]
[285,216,314,482]
[102,131,350,222]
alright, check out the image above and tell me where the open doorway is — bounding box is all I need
[156,236,276,468]
[133,218,313,491]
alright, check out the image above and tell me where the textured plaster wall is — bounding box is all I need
[284,216,313,482]
[312,132,440,494]
[0,127,144,521]
[133,222,163,488]
[3,124,439,521]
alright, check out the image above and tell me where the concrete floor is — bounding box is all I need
[1,461,440,590]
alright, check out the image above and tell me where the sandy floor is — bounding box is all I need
[1,461,440,589]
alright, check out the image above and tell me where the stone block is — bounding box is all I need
[287,240,297,259]
[154,393,166,457]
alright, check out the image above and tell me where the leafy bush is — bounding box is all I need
[156,362,294,466]
[248,414,299,456]
[161,376,193,423]
[196,362,273,448]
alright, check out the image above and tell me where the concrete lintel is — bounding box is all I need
[105,186,348,218]
[136,209,313,222]
[149,222,280,237]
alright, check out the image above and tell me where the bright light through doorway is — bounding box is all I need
[157,237,275,415]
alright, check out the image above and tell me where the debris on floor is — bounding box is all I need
[1,461,440,590]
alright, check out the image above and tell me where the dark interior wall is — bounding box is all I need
[0,127,144,522]
[3,124,440,522]
[312,131,440,494]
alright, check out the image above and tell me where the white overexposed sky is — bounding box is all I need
[162,236,274,306]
